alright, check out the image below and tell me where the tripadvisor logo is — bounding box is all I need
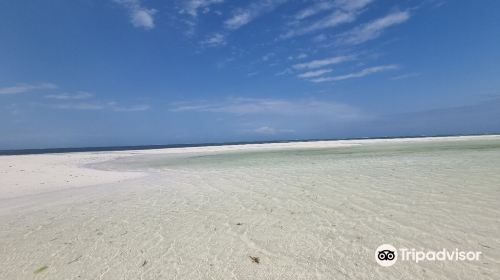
[375,244,482,267]
[375,244,397,267]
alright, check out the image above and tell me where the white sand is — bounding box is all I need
[0,135,499,279]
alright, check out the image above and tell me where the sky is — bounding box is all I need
[1,0,500,149]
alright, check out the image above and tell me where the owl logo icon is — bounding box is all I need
[375,244,398,267]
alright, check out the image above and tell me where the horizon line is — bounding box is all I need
[1,132,499,156]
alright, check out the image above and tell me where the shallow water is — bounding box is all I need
[99,138,500,171]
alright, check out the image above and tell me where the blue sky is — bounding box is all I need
[1,0,499,149]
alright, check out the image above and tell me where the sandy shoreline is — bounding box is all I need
[1,135,499,279]
[1,135,497,200]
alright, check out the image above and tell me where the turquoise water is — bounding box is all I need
[100,138,500,171]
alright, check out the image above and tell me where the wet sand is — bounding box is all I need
[1,135,499,279]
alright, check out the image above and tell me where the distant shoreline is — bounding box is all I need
[1,132,499,156]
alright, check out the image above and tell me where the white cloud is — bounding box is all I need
[282,0,373,39]
[336,10,410,45]
[53,103,106,111]
[295,0,373,20]
[334,0,375,12]
[225,13,251,30]
[295,1,336,20]
[201,33,226,47]
[170,97,363,119]
[52,101,150,112]
[292,55,354,70]
[283,11,355,38]
[0,83,57,95]
[390,72,421,80]
[310,64,398,82]
[178,0,225,35]
[297,68,332,78]
[261,52,275,62]
[47,95,149,112]
[0,82,149,113]
[247,72,259,77]
[44,91,93,100]
[182,0,224,17]
[296,53,308,59]
[312,34,327,42]
[225,0,288,30]
[287,53,308,60]
[114,0,157,30]
[275,68,292,76]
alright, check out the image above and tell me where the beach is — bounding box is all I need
[1,135,499,279]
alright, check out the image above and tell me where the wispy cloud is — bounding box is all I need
[201,33,227,47]
[225,0,288,30]
[282,0,373,39]
[261,52,275,62]
[0,83,57,95]
[181,0,224,17]
[282,11,357,39]
[114,0,157,30]
[275,68,292,76]
[43,87,149,112]
[390,72,421,80]
[53,103,106,111]
[310,64,398,83]
[44,91,93,100]
[297,68,332,79]
[179,0,225,35]
[294,1,336,20]
[52,101,150,112]
[312,33,327,42]
[295,0,373,20]
[171,97,363,119]
[336,10,410,45]
[292,55,354,70]
[0,82,151,112]
[288,53,308,60]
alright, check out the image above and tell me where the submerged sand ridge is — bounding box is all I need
[0,136,499,279]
